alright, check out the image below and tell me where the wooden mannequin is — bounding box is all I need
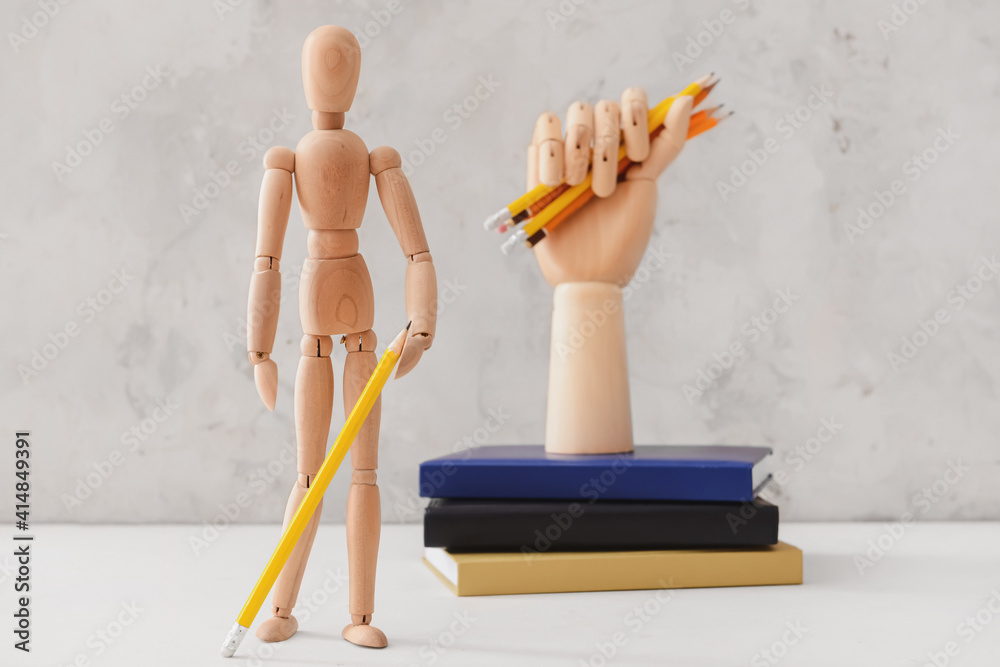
[529,88,693,456]
[246,25,436,649]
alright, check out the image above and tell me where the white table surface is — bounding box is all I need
[4,523,999,666]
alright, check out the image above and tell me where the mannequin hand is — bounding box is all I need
[250,352,277,410]
[394,332,431,379]
[529,88,693,286]
[396,253,436,379]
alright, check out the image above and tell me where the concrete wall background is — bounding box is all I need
[2,0,998,527]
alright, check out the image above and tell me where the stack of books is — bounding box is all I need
[419,445,801,596]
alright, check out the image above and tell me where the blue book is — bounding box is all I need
[419,445,772,502]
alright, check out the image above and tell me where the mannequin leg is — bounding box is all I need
[341,329,387,648]
[256,335,335,642]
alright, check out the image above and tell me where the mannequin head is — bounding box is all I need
[302,25,361,113]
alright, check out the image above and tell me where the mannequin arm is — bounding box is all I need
[247,146,294,409]
[370,146,437,378]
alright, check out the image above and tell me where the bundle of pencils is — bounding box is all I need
[484,75,729,253]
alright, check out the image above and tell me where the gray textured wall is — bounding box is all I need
[3,0,998,527]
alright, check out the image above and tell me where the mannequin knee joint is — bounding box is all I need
[301,335,333,357]
[352,470,377,485]
[341,329,377,352]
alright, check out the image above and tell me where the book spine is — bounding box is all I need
[419,463,754,501]
[450,545,802,596]
[424,499,778,551]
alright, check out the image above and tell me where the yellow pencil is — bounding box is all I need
[220,323,410,658]
[500,78,708,254]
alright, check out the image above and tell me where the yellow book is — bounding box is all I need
[423,542,802,596]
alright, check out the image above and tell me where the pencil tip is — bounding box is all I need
[406,321,412,330]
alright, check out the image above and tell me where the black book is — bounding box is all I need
[424,497,778,552]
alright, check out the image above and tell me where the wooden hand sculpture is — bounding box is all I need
[245,25,436,649]
[528,87,693,455]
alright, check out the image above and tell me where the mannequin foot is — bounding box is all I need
[342,615,387,648]
[256,614,298,643]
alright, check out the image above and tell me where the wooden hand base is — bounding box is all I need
[545,282,634,455]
